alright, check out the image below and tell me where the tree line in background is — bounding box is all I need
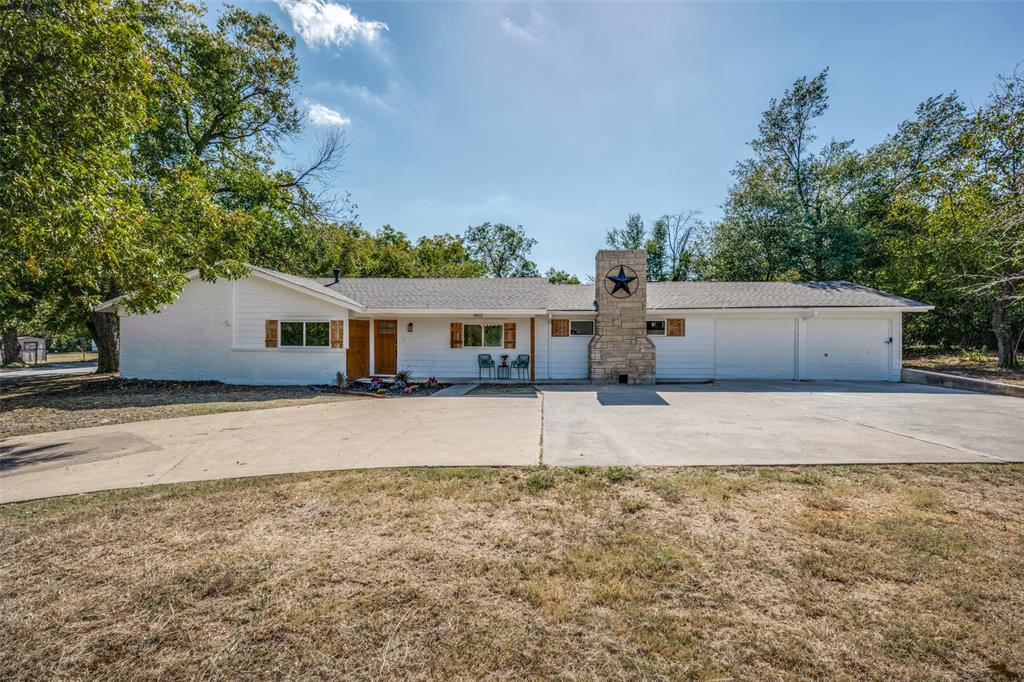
[607,68,1023,368]
[1,2,1021,369]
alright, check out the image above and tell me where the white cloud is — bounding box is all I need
[308,103,350,127]
[500,8,552,45]
[276,0,388,49]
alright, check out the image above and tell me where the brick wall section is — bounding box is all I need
[588,249,656,384]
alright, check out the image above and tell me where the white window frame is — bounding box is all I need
[280,321,330,347]
[463,322,503,348]
[569,319,595,336]
[646,319,666,336]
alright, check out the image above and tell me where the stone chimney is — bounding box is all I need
[588,249,656,384]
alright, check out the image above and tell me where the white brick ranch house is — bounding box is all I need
[97,249,932,385]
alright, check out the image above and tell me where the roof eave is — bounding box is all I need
[354,308,548,316]
[645,305,934,313]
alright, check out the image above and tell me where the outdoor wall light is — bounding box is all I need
[407,322,414,333]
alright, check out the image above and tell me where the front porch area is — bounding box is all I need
[345,314,538,383]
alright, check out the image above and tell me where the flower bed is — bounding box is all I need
[342,375,450,398]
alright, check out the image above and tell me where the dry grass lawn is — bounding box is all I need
[2,464,1023,680]
[904,351,1024,387]
[0,374,362,439]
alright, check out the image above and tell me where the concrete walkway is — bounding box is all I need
[1,381,1021,504]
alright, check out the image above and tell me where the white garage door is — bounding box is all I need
[714,318,796,379]
[806,318,890,381]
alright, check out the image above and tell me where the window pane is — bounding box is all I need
[646,320,666,335]
[281,322,303,346]
[464,324,482,347]
[570,320,594,336]
[305,322,329,346]
[484,324,503,347]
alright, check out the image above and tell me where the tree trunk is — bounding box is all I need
[87,311,120,373]
[991,297,1018,370]
[2,326,22,365]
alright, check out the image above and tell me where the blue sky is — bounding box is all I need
[233,1,1021,278]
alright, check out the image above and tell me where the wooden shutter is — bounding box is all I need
[450,322,463,348]
[265,320,278,348]
[330,320,344,348]
[503,322,516,348]
[667,319,686,337]
[551,319,569,337]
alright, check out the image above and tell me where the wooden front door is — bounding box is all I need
[347,320,370,379]
[374,320,398,375]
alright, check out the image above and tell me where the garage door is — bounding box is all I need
[714,318,796,379]
[806,318,890,380]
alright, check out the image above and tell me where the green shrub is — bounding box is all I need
[526,471,557,494]
[605,466,637,484]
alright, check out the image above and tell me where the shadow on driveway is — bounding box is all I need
[0,432,160,476]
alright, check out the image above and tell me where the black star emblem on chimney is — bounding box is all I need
[606,265,637,296]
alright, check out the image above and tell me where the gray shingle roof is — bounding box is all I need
[646,281,929,310]
[317,277,928,311]
[323,277,553,310]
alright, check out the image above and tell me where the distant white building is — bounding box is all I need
[1,336,46,364]
[96,249,932,386]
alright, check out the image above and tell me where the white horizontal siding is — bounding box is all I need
[233,276,348,349]
[651,317,714,378]
[546,337,590,379]
[120,277,346,385]
[392,316,534,380]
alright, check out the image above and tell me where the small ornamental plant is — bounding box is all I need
[426,377,439,388]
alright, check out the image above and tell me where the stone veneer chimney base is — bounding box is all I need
[588,249,656,384]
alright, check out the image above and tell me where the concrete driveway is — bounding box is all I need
[1,394,542,504]
[0,362,98,381]
[1,381,1021,503]
[542,382,1023,466]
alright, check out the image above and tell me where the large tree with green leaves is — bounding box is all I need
[2,1,347,371]
[463,223,539,277]
[544,268,581,284]
[866,77,1023,367]
[606,213,647,250]
[703,70,865,282]
[1,0,154,368]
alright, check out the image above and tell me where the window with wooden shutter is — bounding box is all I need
[330,320,344,348]
[265,320,278,348]
[503,322,516,348]
[551,319,569,337]
[450,322,463,348]
[667,319,686,337]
